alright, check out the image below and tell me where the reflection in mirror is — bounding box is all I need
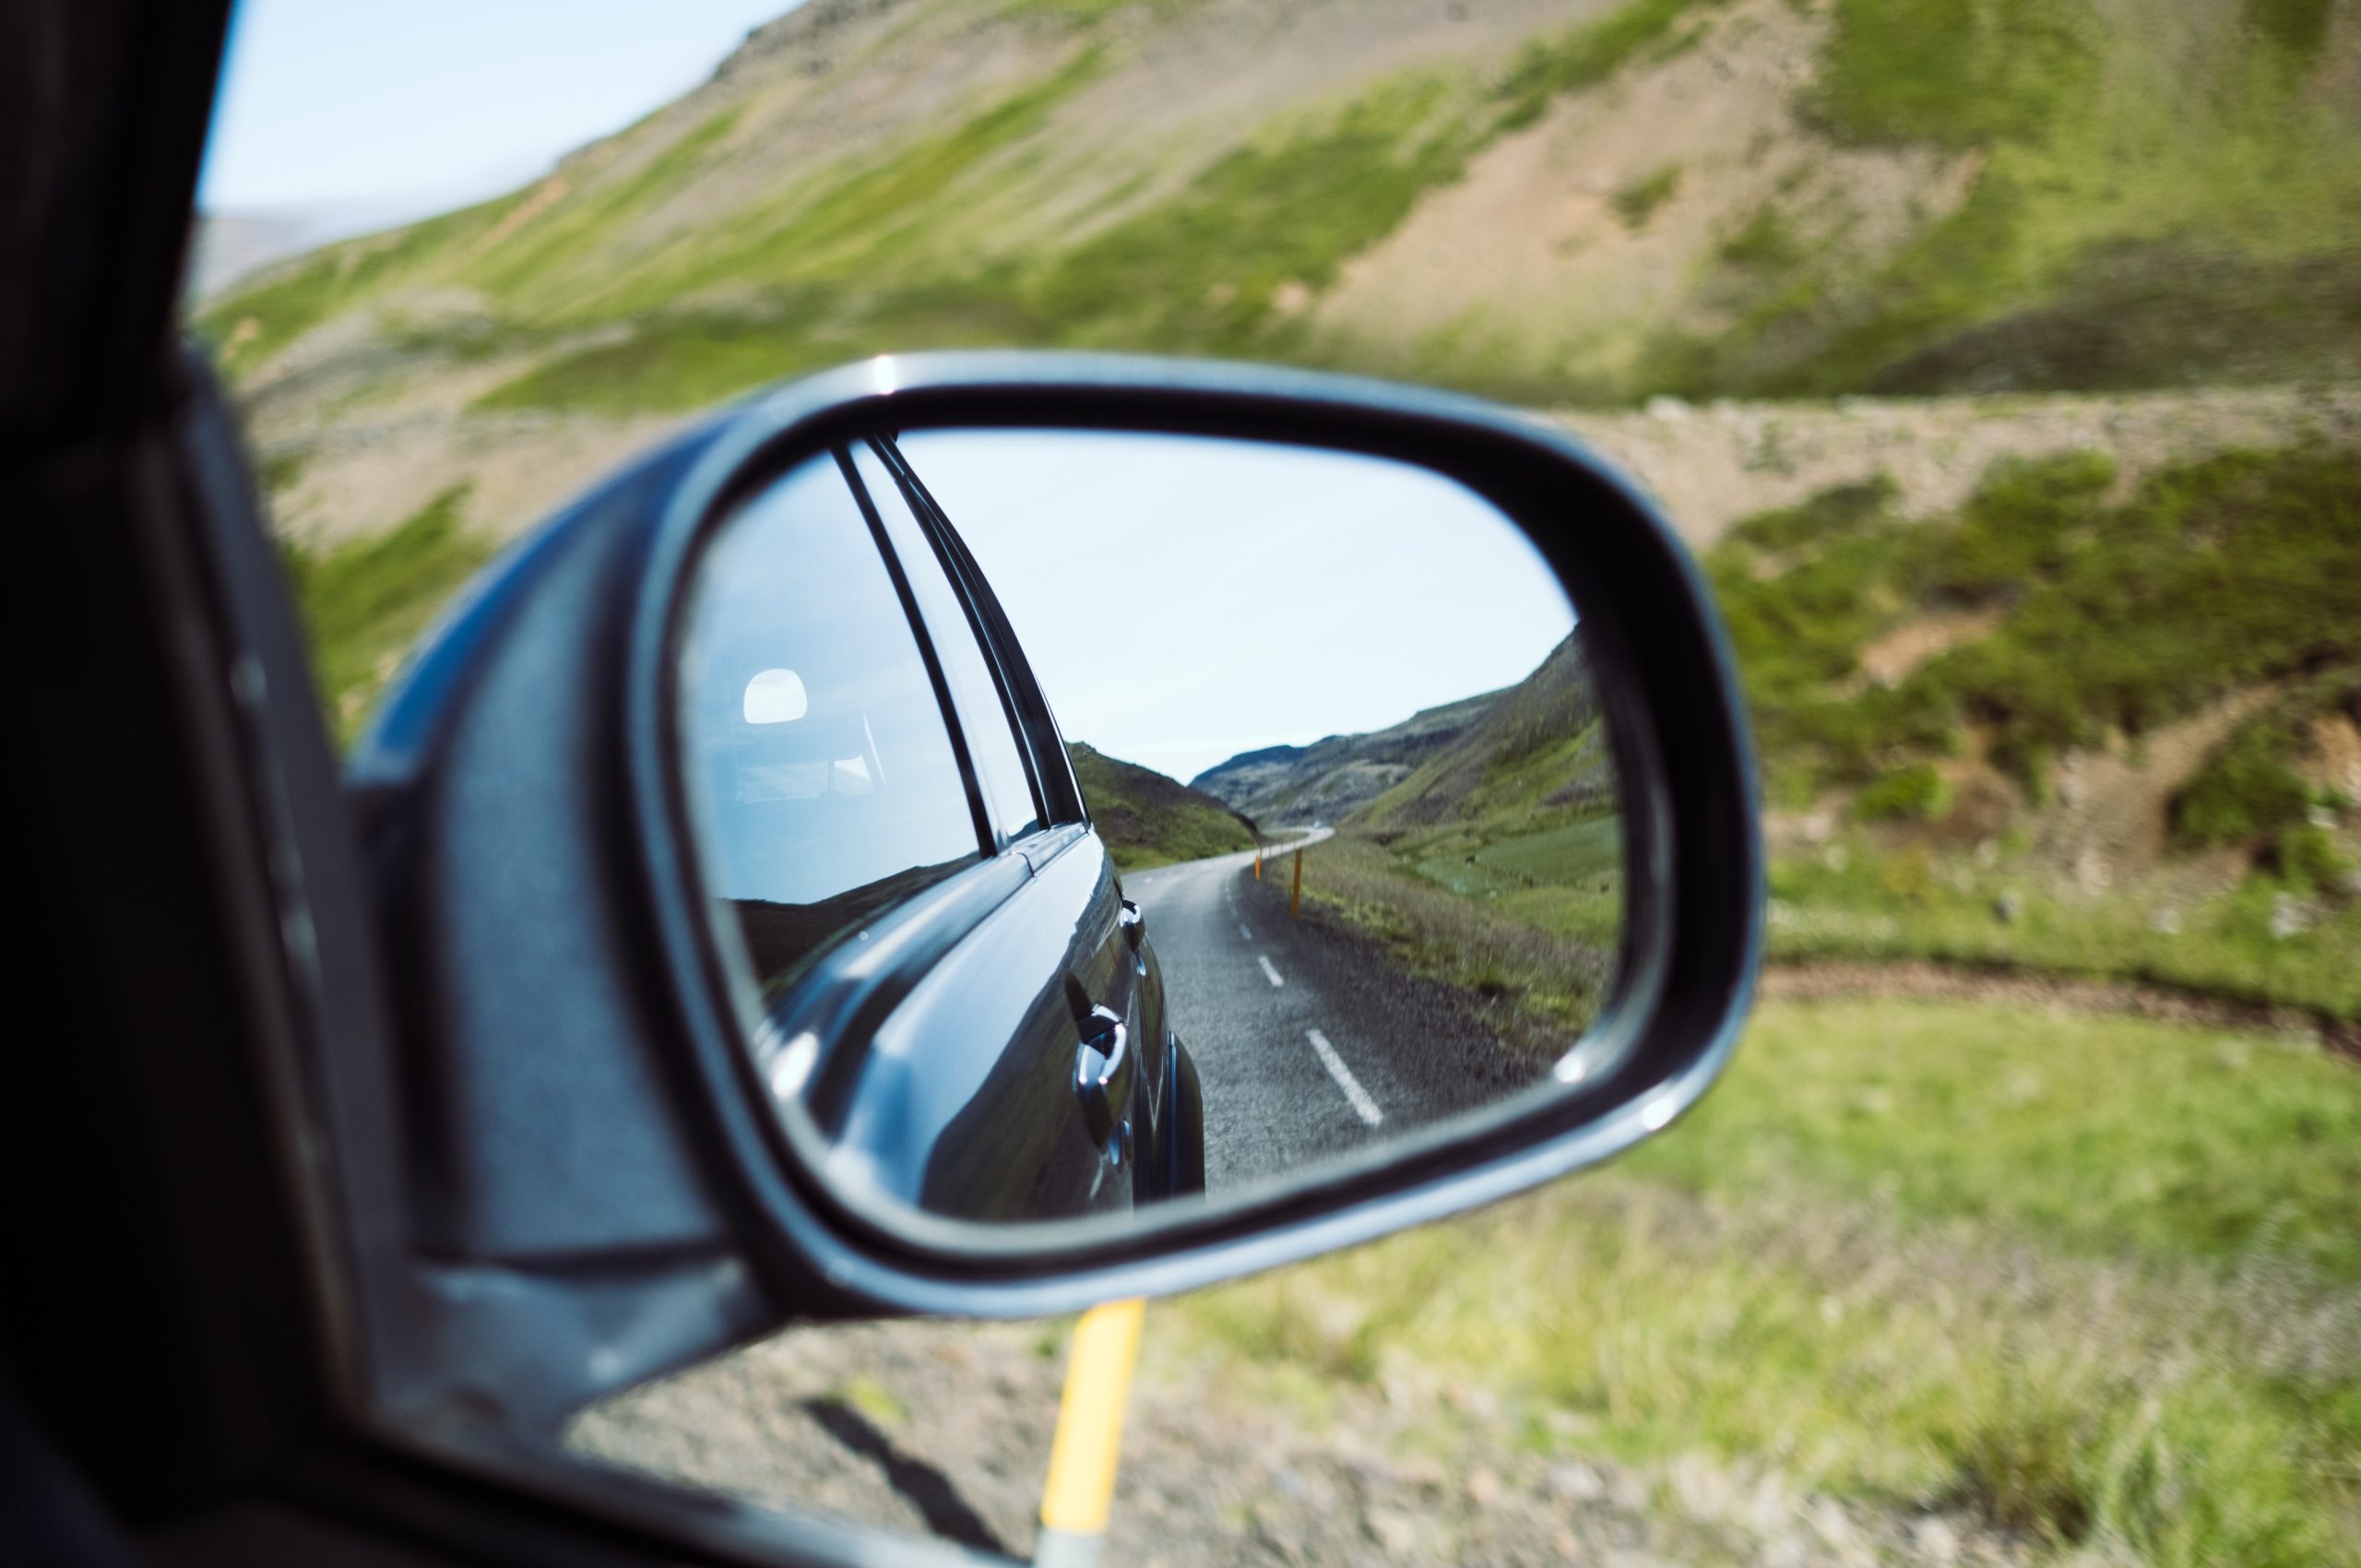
[676,431,1625,1231]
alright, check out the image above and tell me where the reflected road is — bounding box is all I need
[1126,831,1544,1193]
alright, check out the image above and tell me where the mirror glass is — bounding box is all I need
[675,428,1628,1230]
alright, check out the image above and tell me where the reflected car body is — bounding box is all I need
[689,436,1205,1221]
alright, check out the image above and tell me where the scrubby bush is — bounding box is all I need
[2269,824,2354,894]
[1718,447,2361,801]
[1855,762,1951,821]
[1902,450,2114,603]
[2175,723,2315,849]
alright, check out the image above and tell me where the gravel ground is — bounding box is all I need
[569,1315,2033,1567]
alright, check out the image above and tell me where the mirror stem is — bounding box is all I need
[1034,1298,1146,1567]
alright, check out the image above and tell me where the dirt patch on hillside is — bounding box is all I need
[1557,383,2361,547]
[1316,0,1975,390]
[2034,688,2281,888]
[2309,712,2361,802]
[1850,606,2004,690]
[261,407,693,547]
[1762,957,2360,1060]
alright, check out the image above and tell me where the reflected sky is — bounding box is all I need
[898,430,1576,784]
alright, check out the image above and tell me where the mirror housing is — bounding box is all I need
[350,352,1759,1425]
[628,352,1762,1306]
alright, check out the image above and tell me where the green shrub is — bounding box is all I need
[1609,164,1682,227]
[1903,450,2114,602]
[1489,0,1724,131]
[2246,0,2334,64]
[1715,447,2361,802]
[1715,205,1807,272]
[2270,825,2354,893]
[1855,762,1951,822]
[1811,0,2093,149]
[1726,473,1897,553]
[2175,723,2316,849]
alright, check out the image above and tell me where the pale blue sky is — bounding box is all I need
[201,0,806,229]
[897,432,1576,785]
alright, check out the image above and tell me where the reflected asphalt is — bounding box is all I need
[1125,830,1543,1194]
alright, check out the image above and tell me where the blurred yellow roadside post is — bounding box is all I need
[1034,1299,1146,1568]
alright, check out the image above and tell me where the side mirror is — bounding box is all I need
[355,351,1758,1409]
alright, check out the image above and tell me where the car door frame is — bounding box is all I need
[774,441,1143,1228]
[870,433,1176,1202]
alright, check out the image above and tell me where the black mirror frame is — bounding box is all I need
[623,351,1762,1317]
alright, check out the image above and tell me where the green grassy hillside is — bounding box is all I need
[1711,447,2361,811]
[1068,742,1260,870]
[1235,635,1625,1043]
[1356,635,1610,833]
[279,483,495,742]
[1693,443,2361,1019]
[207,0,2361,457]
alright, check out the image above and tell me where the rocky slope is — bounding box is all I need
[1189,689,1501,823]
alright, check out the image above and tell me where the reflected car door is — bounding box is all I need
[848,443,1147,1219]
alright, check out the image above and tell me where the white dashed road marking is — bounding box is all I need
[1306,1029,1382,1126]
[1239,922,1253,942]
[1257,955,1285,988]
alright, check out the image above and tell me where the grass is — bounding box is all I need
[1765,835,2361,1021]
[206,0,2361,413]
[1024,72,1482,357]
[1609,164,1683,229]
[1489,0,1726,132]
[1711,447,2361,801]
[1168,996,2361,1567]
[2173,667,2361,849]
[457,105,746,309]
[1268,831,1619,1051]
[1665,0,2361,398]
[1067,742,1258,871]
[1809,0,2093,150]
[198,201,506,372]
[2247,0,2336,65]
[1853,761,1949,822]
[226,0,1747,416]
[1715,204,1808,273]
[277,486,494,742]
[1636,1001,2361,1278]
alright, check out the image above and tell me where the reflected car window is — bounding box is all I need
[852,441,1041,847]
[680,451,982,996]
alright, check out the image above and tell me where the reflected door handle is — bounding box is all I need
[1119,898,1145,952]
[1072,1002,1132,1156]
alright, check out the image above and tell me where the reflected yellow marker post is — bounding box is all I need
[1034,1299,1145,1568]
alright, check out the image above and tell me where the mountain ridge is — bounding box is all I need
[1189,688,1505,823]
